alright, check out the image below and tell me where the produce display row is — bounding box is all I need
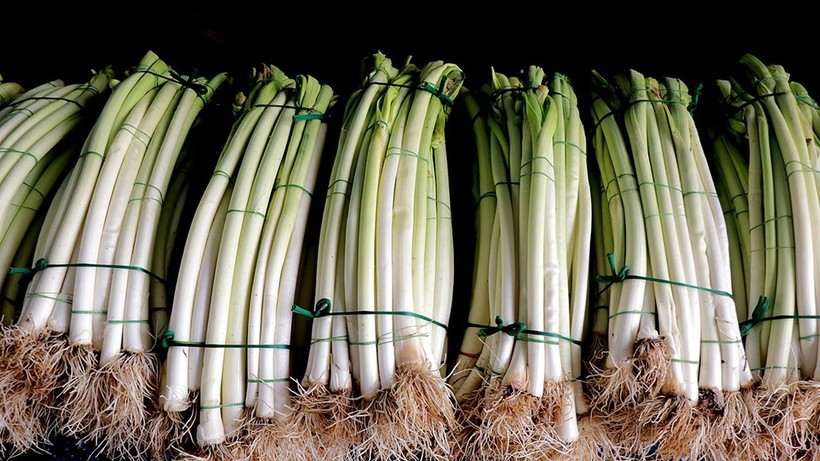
[0,48,818,461]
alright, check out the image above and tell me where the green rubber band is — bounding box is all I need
[25,292,72,303]
[71,309,108,315]
[799,333,820,341]
[682,190,719,198]
[750,245,795,253]
[552,140,587,157]
[735,209,749,217]
[247,378,290,384]
[106,319,149,324]
[603,173,636,195]
[293,112,324,121]
[608,310,657,319]
[749,215,793,232]
[160,330,291,349]
[346,310,447,330]
[226,208,266,219]
[120,123,152,146]
[13,204,38,213]
[292,298,448,331]
[349,331,429,347]
[750,365,798,372]
[759,314,820,322]
[150,307,169,312]
[594,252,733,300]
[275,183,313,197]
[327,178,351,191]
[628,274,733,299]
[310,335,349,345]
[670,358,700,365]
[427,196,452,212]
[785,159,820,177]
[0,147,38,164]
[494,181,520,188]
[9,107,34,117]
[134,182,165,203]
[417,82,455,107]
[608,187,639,204]
[795,95,820,109]
[730,92,787,115]
[516,336,559,346]
[477,316,527,338]
[385,147,428,163]
[128,196,162,206]
[643,212,684,220]
[8,258,166,284]
[200,402,245,410]
[212,170,232,181]
[79,151,105,160]
[21,181,45,200]
[701,339,742,344]
[739,296,769,336]
[8,95,86,109]
[521,155,555,170]
[755,75,788,86]
[638,181,682,193]
[519,170,555,183]
[730,192,748,203]
[521,329,583,347]
[475,191,496,208]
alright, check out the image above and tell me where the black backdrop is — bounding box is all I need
[5,1,817,361]
[3,3,817,458]
[5,1,817,368]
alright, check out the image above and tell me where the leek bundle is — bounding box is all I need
[711,54,820,459]
[1,50,228,460]
[448,67,594,460]
[159,65,334,460]
[587,69,754,460]
[0,69,112,455]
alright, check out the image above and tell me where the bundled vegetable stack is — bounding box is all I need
[1,50,228,460]
[0,68,113,456]
[281,52,464,461]
[710,53,820,459]
[447,67,594,460]
[158,64,334,460]
[586,68,758,460]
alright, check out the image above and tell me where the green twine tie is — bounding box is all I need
[594,252,630,298]
[292,298,332,318]
[739,296,770,336]
[478,315,527,338]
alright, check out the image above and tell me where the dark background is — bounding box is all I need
[4,3,817,459]
[3,3,816,99]
[5,0,816,378]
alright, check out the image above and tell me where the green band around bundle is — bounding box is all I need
[159,330,291,350]
[136,68,209,96]
[8,95,86,109]
[417,82,455,107]
[738,296,770,336]
[595,252,733,300]
[520,328,583,346]
[730,91,787,115]
[8,258,166,284]
[292,298,448,331]
[477,315,526,338]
